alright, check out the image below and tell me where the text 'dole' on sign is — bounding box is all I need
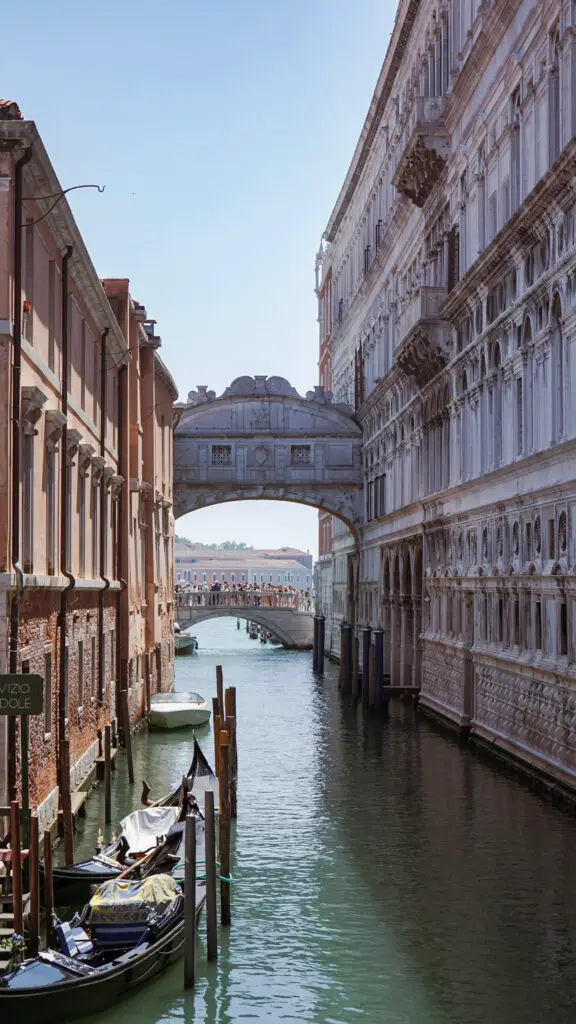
[0,674,44,715]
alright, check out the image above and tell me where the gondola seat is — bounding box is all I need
[55,922,94,958]
[90,922,151,948]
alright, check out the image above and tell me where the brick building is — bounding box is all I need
[0,108,176,830]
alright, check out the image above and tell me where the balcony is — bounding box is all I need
[395,286,452,388]
[392,97,450,208]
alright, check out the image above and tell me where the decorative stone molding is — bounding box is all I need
[110,474,124,500]
[44,409,67,452]
[102,466,115,491]
[78,443,96,478]
[21,385,48,436]
[91,455,106,484]
[66,429,83,464]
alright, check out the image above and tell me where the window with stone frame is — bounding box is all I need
[211,445,232,467]
[290,445,312,466]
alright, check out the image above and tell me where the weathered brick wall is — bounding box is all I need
[18,589,118,815]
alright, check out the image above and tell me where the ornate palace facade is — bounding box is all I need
[315,0,576,791]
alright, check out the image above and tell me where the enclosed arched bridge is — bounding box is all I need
[173,376,362,531]
[175,592,314,649]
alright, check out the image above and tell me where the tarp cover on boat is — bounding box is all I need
[88,873,181,923]
[119,806,180,854]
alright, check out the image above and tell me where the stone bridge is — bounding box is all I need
[174,592,314,649]
[173,376,362,532]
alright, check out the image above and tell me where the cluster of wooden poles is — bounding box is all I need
[0,801,56,958]
[317,620,418,710]
[184,664,237,989]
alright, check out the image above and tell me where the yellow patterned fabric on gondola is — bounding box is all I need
[88,873,181,923]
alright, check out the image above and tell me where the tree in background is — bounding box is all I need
[174,536,254,550]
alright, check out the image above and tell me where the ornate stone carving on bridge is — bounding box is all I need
[174,377,362,530]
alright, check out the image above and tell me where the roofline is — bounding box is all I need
[0,120,128,362]
[155,352,178,401]
[323,0,420,244]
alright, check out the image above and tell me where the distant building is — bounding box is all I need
[175,543,313,589]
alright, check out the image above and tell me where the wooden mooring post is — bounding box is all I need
[184,813,197,989]
[104,724,112,825]
[120,691,134,785]
[213,698,222,777]
[352,634,360,701]
[219,731,231,926]
[60,738,74,866]
[312,616,319,673]
[204,789,218,961]
[361,626,371,708]
[216,664,224,719]
[28,813,40,956]
[340,623,353,695]
[317,617,325,677]
[43,828,54,947]
[9,801,23,937]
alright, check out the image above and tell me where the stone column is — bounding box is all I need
[382,599,391,680]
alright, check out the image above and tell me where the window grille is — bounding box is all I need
[211,445,232,466]
[290,445,311,466]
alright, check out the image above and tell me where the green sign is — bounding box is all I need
[0,674,44,716]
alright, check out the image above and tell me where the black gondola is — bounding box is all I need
[0,869,206,1024]
[42,737,217,893]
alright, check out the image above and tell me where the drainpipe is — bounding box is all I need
[58,245,74,782]
[8,147,31,801]
[116,361,128,716]
[98,328,109,706]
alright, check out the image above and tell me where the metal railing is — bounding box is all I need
[174,591,312,614]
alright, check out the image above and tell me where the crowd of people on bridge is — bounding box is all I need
[174,579,312,611]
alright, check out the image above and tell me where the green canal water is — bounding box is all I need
[70,619,576,1023]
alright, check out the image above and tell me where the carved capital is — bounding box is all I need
[66,429,83,465]
[45,409,66,451]
[21,385,48,436]
[78,443,96,478]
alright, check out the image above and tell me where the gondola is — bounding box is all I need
[0,868,206,1024]
[43,737,217,893]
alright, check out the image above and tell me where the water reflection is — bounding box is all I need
[76,619,576,1024]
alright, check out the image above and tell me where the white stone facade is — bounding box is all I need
[316,0,576,791]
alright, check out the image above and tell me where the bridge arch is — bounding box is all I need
[175,597,314,649]
[173,376,362,533]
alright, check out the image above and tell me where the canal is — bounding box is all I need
[73,619,576,1023]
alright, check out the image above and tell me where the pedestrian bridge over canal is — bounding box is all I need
[172,376,362,533]
[174,591,314,649]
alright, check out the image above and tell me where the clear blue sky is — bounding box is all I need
[3,0,394,554]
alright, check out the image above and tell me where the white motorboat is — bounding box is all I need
[149,691,211,730]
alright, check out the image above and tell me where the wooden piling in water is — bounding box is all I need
[184,813,197,989]
[340,623,353,695]
[213,702,222,777]
[60,738,74,866]
[9,801,23,937]
[28,813,39,956]
[225,715,236,817]
[219,732,231,926]
[204,789,217,961]
[120,691,134,785]
[361,626,371,708]
[317,617,325,677]
[368,644,377,710]
[43,829,54,947]
[352,634,360,701]
[104,724,112,825]
[312,616,319,672]
[373,628,385,710]
[216,665,224,719]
